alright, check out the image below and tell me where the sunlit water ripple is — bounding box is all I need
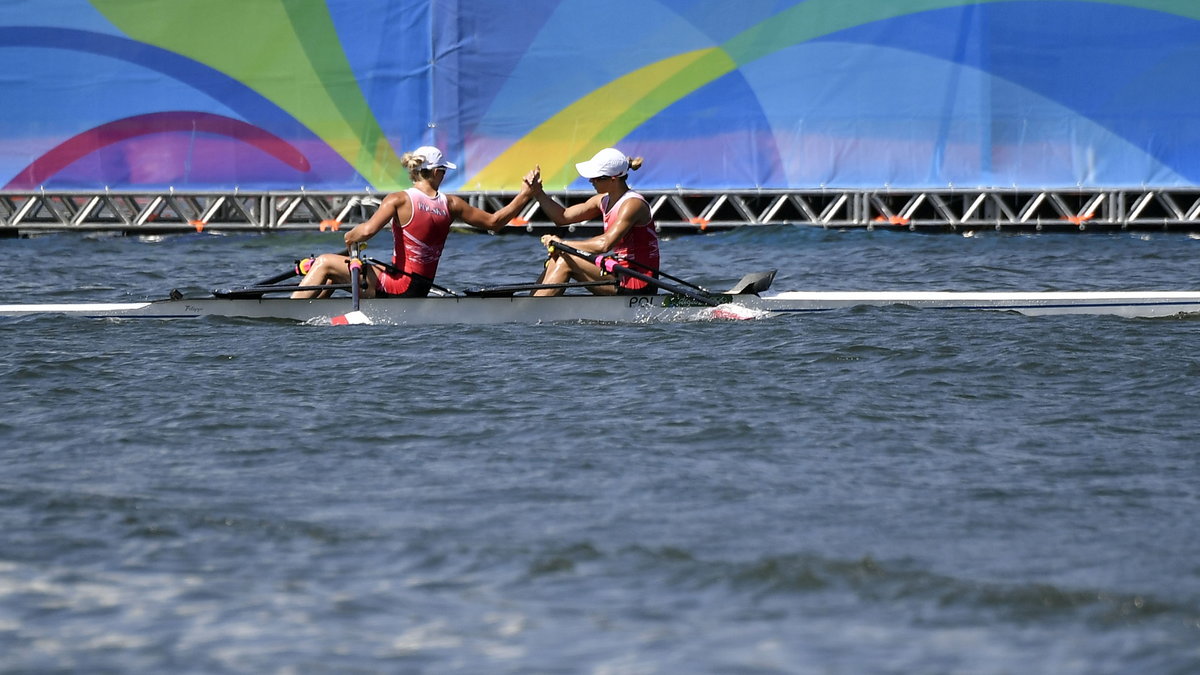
[1,227,1198,673]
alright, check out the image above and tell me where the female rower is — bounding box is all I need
[292,146,535,298]
[526,147,660,296]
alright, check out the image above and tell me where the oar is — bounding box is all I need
[365,257,462,297]
[214,283,352,299]
[611,256,711,294]
[251,267,301,287]
[331,243,372,325]
[463,280,616,297]
[590,254,774,297]
[239,254,326,292]
[547,241,720,307]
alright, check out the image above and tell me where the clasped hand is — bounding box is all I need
[523,165,542,193]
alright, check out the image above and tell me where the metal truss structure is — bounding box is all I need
[5,188,1200,234]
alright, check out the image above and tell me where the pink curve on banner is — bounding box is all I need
[5,111,311,189]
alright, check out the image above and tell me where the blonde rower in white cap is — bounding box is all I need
[525,148,660,296]
[293,146,536,298]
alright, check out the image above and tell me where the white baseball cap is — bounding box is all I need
[575,148,629,179]
[412,145,457,170]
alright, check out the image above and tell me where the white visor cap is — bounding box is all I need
[575,148,629,179]
[413,146,457,171]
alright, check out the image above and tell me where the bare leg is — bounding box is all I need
[291,253,345,298]
[290,253,379,299]
[532,255,616,296]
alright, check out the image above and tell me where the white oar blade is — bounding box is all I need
[330,310,373,325]
[706,303,771,321]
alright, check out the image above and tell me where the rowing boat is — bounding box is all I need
[3,288,1200,324]
[0,294,744,323]
[3,241,1198,323]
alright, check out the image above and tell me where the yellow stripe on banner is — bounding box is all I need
[468,0,1200,192]
[467,48,736,190]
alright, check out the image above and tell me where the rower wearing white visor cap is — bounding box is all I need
[521,147,661,296]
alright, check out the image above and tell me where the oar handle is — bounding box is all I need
[547,240,719,307]
[348,243,365,311]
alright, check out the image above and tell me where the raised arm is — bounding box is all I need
[532,190,603,227]
[447,189,533,233]
[518,165,602,226]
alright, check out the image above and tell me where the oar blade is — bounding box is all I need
[706,304,771,321]
[723,270,776,295]
[331,310,373,325]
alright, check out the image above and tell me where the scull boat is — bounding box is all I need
[2,242,1198,323]
[3,286,1200,324]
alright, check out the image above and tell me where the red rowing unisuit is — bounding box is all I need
[603,191,659,291]
[378,188,453,296]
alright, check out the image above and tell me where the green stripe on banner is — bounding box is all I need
[90,0,405,188]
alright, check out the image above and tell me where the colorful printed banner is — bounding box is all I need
[2,1,1199,191]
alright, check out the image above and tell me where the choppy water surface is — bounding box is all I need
[1,227,1198,673]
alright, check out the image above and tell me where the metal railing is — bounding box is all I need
[5,187,1200,233]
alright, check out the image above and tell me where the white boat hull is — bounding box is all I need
[0,295,735,324]
[762,291,1200,319]
[3,290,1200,323]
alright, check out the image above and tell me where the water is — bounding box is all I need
[1,227,1198,673]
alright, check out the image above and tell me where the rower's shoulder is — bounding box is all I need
[442,192,470,212]
[616,190,650,213]
[381,190,411,206]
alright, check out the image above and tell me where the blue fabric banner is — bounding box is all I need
[2,1,1198,191]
